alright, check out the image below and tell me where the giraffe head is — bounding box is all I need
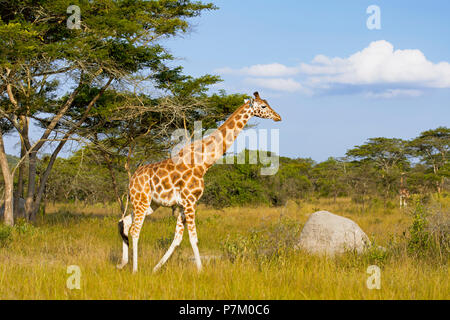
[248,92,281,122]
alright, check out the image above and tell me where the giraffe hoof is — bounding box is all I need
[116,262,127,270]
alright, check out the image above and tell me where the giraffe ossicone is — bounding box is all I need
[117,92,281,273]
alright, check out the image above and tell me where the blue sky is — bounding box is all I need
[4,0,450,162]
[162,0,450,161]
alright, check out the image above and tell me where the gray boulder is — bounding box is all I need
[0,197,27,220]
[296,211,370,255]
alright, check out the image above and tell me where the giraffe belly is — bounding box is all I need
[151,188,181,207]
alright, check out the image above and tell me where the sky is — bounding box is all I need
[162,0,450,161]
[4,0,450,162]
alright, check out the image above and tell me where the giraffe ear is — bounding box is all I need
[253,92,260,99]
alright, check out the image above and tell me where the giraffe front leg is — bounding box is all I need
[153,210,185,272]
[185,205,202,272]
[117,214,132,269]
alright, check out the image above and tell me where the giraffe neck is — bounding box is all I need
[178,102,254,171]
[215,102,253,152]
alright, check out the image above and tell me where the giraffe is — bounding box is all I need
[399,173,410,208]
[117,92,281,272]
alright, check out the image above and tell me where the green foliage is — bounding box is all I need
[13,218,37,236]
[0,219,36,247]
[346,137,408,170]
[406,200,449,260]
[311,157,345,199]
[364,242,389,266]
[408,127,450,193]
[0,223,12,247]
[407,201,431,256]
[202,151,269,208]
[221,217,300,266]
[201,152,314,208]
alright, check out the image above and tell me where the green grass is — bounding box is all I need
[0,197,448,299]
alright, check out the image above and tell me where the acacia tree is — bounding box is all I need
[408,127,449,193]
[311,157,347,203]
[0,0,217,223]
[346,137,409,203]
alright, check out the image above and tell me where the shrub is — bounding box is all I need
[221,217,301,266]
[13,218,37,236]
[407,200,449,260]
[364,242,389,266]
[408,202,431,256]
[425,204,450,258]
[0,224,12,247]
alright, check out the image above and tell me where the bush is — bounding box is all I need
[407,200,449,260]
[13,219,37,236]
[0,219,39,248]
[408,202,431,256]
[364,242,389,266]
[221,217,301,266]
[0,224,12,247]
[425,204,450,258]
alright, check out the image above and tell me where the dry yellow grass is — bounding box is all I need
[0,197,448,299]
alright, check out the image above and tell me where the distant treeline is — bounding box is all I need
[2,127,448,210]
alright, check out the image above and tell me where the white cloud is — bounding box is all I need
[215,41,450,97]
[244,78,309,93]
[215,63,300,77]
[365,89,423,99]
[300,40,450,89]
[244,77,306,93]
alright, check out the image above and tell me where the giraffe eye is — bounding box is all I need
[261,105,266,108]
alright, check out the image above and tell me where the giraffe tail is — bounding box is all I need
[118,219,129,246]
[118,193,131,246]
[121,193,129,219]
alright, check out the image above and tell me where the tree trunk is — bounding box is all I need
[0,132,14,226]
[25,150,38,221]
[15,128,26,216]
[26,77,113,220]
[30,133,71,219]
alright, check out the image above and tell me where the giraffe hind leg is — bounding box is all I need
[186,211,202,272]
[153,209,185,272]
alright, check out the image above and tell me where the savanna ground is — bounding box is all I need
[0,197,448,300]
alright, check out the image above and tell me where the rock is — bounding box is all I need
[0,197,27,220]
[296,211,370,255]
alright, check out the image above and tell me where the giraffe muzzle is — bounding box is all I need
[273,113,282,122]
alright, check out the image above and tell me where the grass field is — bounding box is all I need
[0,197,448,299]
